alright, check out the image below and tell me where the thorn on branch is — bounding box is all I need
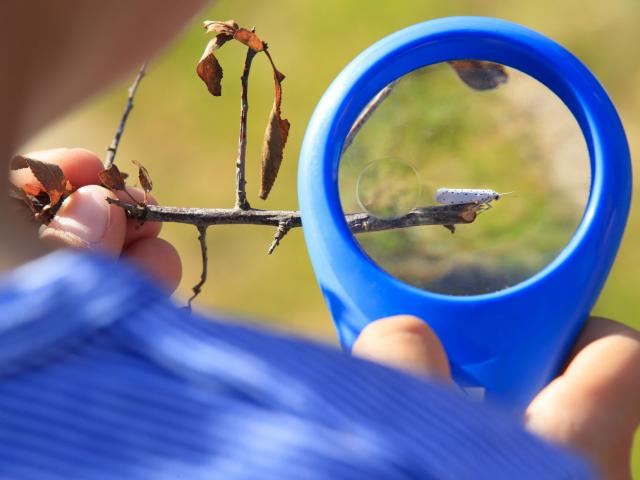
[104,63,146,169]
[268,219,293,254]
[187,225,209,311]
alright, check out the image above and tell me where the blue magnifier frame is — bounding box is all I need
[298,17,632,410]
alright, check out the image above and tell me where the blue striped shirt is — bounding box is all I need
[0,251,592,479]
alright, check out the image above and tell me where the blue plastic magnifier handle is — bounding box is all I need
[298,17,632,410]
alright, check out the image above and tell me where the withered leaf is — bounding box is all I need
[449,60,508,91]
[23,158,72,207]
[21,183,42,197]
[197,33,233,96]
[10,154,29,170]
[203,19,238,36]
[259,50,290,200]
[259,106,290,200]
[98,164,127,192]
[234,28,264,52]
[8,183,38,214]
[132,160,153,196]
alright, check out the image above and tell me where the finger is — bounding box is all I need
[352,315,452,383]
[563,317,640,422]
[122,237,182,293]
[116,187,162,246]
[39,185,126,256]
[11,148,103,189]
[525,317,640,479]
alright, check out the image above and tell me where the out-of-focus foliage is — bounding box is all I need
[23,0,640,473]
[341,64,590,295]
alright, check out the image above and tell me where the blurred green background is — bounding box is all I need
[340,64,591,295]
[23,0,639,474]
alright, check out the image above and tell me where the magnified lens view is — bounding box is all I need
[356,158,421,219]
[339,61,590,296]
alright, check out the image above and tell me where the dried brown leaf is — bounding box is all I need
[10,154,29,170]
[233,28,264,52]
[8,183,37,213]
[449,60,508,91]
[259,50,290,200]
[132,160,153,196]
[21,183,42,197]
[23,158,72,207]
[9,183,28,200]
[203,20,238,36]
[98,164,127,192]
[259,105,290,200]
[197,34,233,96]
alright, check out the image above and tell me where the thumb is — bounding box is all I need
[39,185,127,256]
[352,315,452,383]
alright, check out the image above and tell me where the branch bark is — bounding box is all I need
[343,80,398,152]
[235,42,257,210]
[108,198,479,233]
[187,225,209,309]
[105,64,146,169]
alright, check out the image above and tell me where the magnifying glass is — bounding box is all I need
[298,17,632,410]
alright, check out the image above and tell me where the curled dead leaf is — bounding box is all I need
[21,183,43,197]
[259,105,290,200]
[234,28,264,52]
[21,158,72,207]
[203,20,238,36]
[197,33,233,96]
[449,60,508,91]
[8,183,37,214]
[132,160,153,202]
[10,154,29,170]
[98,164,127,192]
[259,49,289,200]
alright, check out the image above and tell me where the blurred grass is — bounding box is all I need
[341,64,589,295]
[22,0,640,474]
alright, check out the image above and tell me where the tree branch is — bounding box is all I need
[268,219,293,254]
[105,64,146,169]
[187,225,208,309]
[235,40,257,210]
[343,79,398,152]
[107,198,479,233]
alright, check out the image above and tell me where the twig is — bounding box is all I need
[108,198,480,233]
[342,80,398,152]
[105,64,146,169]
[235,38,257,210]
[187,225,208,310]
[268,219,293,254]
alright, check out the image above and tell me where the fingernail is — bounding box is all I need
[41,186,110,247]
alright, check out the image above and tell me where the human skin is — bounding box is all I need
[2,2,639,478]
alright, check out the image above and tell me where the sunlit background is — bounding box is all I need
[23,0,640,473]
[340,63,590,295]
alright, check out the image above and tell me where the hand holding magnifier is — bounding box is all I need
[299,17,632,410]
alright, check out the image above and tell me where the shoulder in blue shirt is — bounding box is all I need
[0,251,592,479]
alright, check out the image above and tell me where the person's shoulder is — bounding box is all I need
[0,251,593,479]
